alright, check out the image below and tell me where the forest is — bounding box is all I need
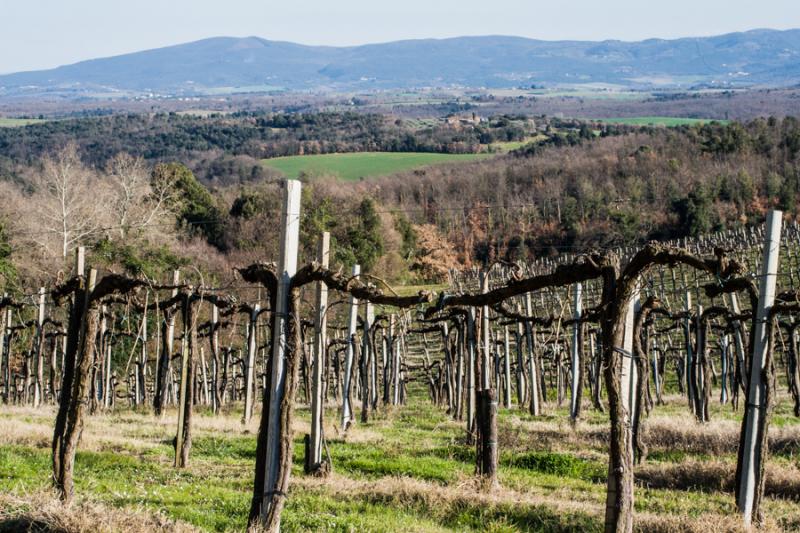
[0,111,549,187]
[4,116,798,287]
[2,107,800,533]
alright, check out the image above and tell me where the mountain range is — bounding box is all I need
[1,29,800,97]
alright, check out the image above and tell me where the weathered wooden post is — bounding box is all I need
[382,322,391,405]
[455,319,465,420]
[0,293,11,403]
[737,209,782,525]
[308,232,330,475]
[210,303,221,412]
[728,292,748,408]
[591,330,604,411]
[138,302,148,406]
[369,310,379,410]
[95,304,107,411]
[360,302,374,423]
[155,270,179,416]
[33,287,46,407]
[621,291,640,427]
[243,304,260,424]
[175,290,197,468]
[480,271,491,390]
[515,323,526,407]
[720,334,729,404]
[103,307,112,409]
[651,336,662,405]
[260,179,301,529]
[570,283,582,421]
[683,280,695,411]
[466,308,477,439]
[525,294,540,416]
[341,264,360,429]
[475,388,498,489]
[391,315,401,405]
[503,326,511,408]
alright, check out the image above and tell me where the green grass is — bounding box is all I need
[594,117,727,127]
[2,389,800,531]
[262,152,491,181]
[490,135,549,153]
[0,118,45,128]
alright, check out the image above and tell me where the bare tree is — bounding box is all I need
[32,144,105,258]
[107,153,176,239]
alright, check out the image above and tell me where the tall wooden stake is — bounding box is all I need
[503,326,511,408]
[737,209,782,524]
[1,293,9,404]
[261,179,301,528]
[525,294,540,416]
[480,271,491,389]
[309,232,330,472]
[570,283,583,421]
[243,304,260,424]
[360,302,374,423]
[33,287,45,407]
[341,264,360,428]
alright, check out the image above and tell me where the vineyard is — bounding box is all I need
[2,180,800,532]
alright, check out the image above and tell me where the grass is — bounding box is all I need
[262,152,492,181]
[0,118,45,128]
[593,117,727,127]
[490,135,549,153]
[1,390,799,531]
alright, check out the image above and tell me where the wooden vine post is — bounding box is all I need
[466,308,477,439]
[360,302,374,423]
[341,264,360,430]
[307,231,330,475]
[737,209,782,525]
[259,179,302,530]
[480,271,491,390]
[525,293,541,416]
[0,293,8,404]
[502,326,511,408]
[243,303,260,424]
[175,289,198,468]
[569,282,583,421]
[154,270,179,417]
[391,315,401,405]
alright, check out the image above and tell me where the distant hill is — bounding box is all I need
[1,29,800,97]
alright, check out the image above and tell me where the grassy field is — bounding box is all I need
[490,135,550,153]
[594,117,726,127]
[262,152,492,181]
[0,118,45,128]
[1,390,799,532]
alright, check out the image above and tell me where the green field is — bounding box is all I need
[0,118,45,128]
[262,152,492,181]
[594,116,726,127]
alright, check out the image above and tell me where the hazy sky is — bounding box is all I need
[3,0,800,74]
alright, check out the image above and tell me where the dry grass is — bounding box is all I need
[2,394,799,532]
[0,492,198,533]
[500,409,800,459]
[634,512,785,533]
[643,416,800,456]
[637,459,800,500]
[294,472,605,520]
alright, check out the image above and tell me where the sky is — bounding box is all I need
[2,0,800,74]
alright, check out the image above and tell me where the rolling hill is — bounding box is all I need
[1,29,799,97]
